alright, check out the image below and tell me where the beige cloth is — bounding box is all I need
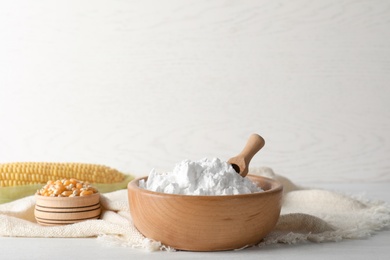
[1,167,389,251]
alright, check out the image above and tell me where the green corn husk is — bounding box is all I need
[0,174,134,204]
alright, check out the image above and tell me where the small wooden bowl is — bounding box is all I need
[128,174,283,251]
[34,193,101,226]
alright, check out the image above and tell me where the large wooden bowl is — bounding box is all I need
[128,174,283,251]
[34,193,101,226]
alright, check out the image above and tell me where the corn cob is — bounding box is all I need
[0,162,126,187]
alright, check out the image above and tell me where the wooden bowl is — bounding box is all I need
[128,174,283,251]
[34,193,101,226]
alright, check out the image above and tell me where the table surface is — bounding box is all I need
[1,0,389,259]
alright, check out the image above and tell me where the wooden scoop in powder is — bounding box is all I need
[228,133,265,177]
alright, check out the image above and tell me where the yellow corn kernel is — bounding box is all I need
[61,190,73,197]
[80,190,93,196]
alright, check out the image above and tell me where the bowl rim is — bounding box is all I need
[128,174,283,199]
[35,192,101,201]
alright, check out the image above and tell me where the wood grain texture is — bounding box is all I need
[128,175,283,251]
[0,0,389,183]
[34,193,101,226]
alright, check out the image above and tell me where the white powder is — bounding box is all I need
[139,158,263,195]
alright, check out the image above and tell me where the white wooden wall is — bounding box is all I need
[1,0,389,183]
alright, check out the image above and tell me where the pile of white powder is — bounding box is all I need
[139,158,263,195]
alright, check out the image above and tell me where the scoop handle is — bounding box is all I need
[239,133,265,164]
[228,134,265,177]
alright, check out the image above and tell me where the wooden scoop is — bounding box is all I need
[228,134,265,177]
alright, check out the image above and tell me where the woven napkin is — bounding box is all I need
[0,167,389,251]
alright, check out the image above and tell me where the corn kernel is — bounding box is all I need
[80,190,93,196]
